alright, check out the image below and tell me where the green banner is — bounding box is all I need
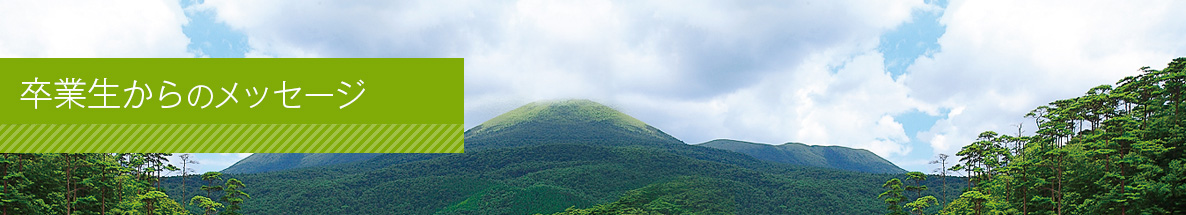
[0,58,463,153]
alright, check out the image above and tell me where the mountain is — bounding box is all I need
[163,99,961,214]
[220,99,686,174]
[696,139,907,174]
[464,99,685,149]
[220,153,380,174]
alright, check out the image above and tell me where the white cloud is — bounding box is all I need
[684,50,924,157]
[0,0,192,57]
[197,0,498,58]
[8,0,1183,172]
[598,48,930,158]
[906,0,1186,155]
[200,0,931,159]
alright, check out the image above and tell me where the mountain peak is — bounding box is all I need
[466,99,683,149]
[476,99,650,134]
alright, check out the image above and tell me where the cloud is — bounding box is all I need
[202,0,926,97]
[659,50,926,157]
[196,0,499,58]
[906,0,1186,155]
[0,0,192,57]
[7,0,1182,172]
[199,0,932,158]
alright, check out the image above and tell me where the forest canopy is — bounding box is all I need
[911,57,1186,215]
[0,153,247,215]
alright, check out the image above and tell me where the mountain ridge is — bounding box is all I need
[171,99,955,214]
[696,139,906,174]
[222,99,906,175]
[222,99,684,174]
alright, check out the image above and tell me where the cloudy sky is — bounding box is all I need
[4,0,1186,173]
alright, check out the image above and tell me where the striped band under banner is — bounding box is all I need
[0,124,463,153]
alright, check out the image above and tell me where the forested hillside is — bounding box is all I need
[3,92,998,214]
[698,139,907,173]
[875,58,1186,215]
[165,146,964,214]
[157,99,962,214]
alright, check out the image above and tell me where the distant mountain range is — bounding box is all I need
[697,139,906,174]
[224,100,904,175]
[170,99,956,214]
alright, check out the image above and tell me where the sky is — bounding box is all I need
[4,0,1186,173]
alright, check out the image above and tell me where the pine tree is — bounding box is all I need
[879,178,907,215]
[905,196,937,215]
[904,172,928,200]
[200,172,223,199]
[139,191,169,215]
[178,154,199,200]
[929,153,950,206]
[219,178,249,215]
[935,58,1186,214]
[190,195,223,215]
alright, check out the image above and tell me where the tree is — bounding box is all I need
[61,153,82,215]
[936,58,1186,214]
[960,191,988,215]
[200,172,223,199]
[906,196,937,215]
[178,154,199,199]
[904,171,928,200]
[142,153,173,189]
[930,153,950,206]
[0,154,191,215]
[879,178,907,215]
[219,178,249,215]
[941,191,989,215]
[139,191,170,215]
[0,153,42,215]
[190,195,223,215]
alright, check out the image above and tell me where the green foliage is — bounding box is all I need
[906,196,938,215]
[152,99,967,214]
[139,191,180,215]
[441,183,588,214]
[940,191,989,215]
[905,171,929,200]
[218,178,249,215]
[939,57,1186,214]
[0,153,190,215]
[880,178,908,215]
[164,143,961,214]
[698,139,908,173]
[190,195,223,215]
[200,171,223,200]
[547,176,738,215]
